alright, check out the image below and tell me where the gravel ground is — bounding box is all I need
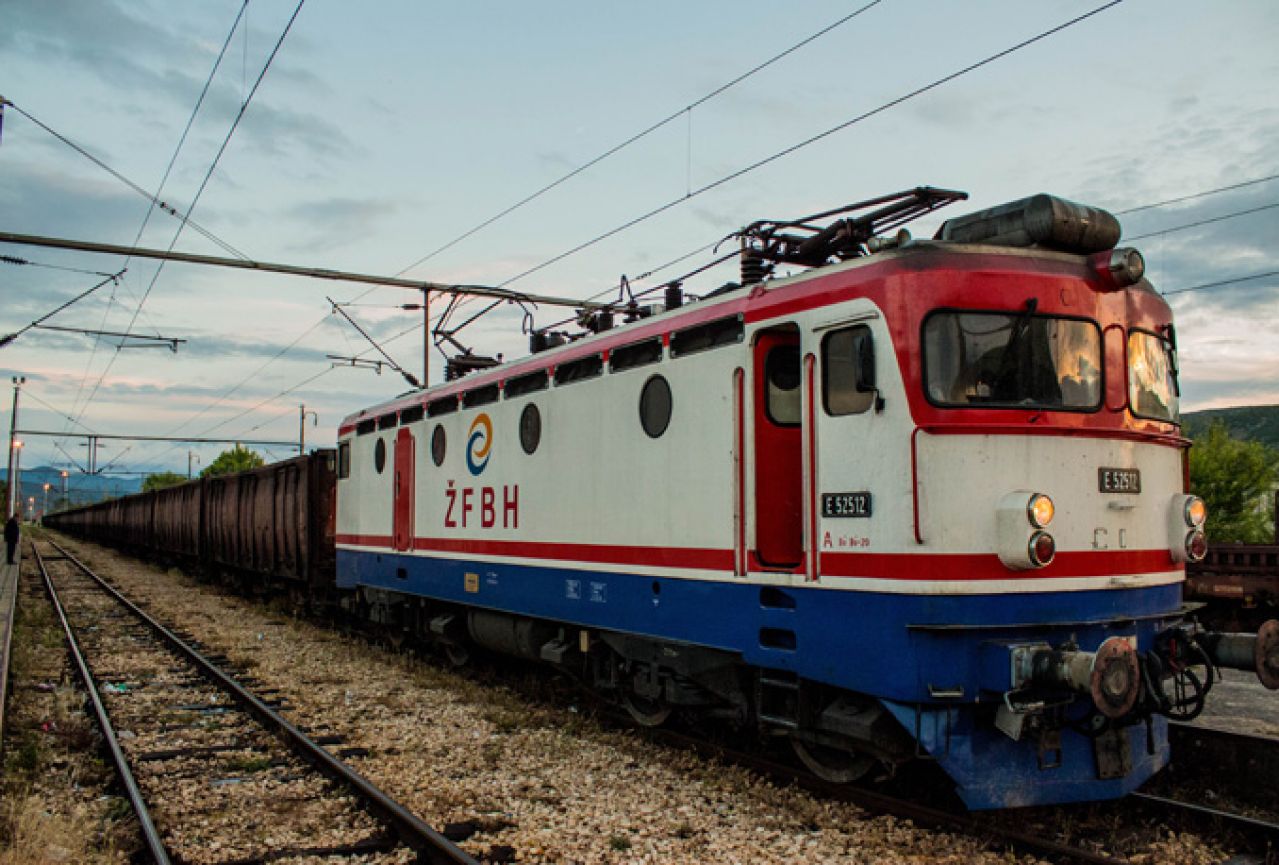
[48,535,1236,864]
[1,556,135,864]
[38,546,416,865]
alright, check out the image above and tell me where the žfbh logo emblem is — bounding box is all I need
[467,413,492,476]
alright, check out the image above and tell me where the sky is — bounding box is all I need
[1,0,1278,483]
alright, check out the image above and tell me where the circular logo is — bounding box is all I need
[466,412,492,476]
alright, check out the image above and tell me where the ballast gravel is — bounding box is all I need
[55,537,1228,865]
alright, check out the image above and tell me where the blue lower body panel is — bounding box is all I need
[339,547,1181,808]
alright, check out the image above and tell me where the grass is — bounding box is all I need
[226,754,274,773]
[608,834,632,851]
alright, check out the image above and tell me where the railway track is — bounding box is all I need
[30,530,1277,864]
[30,537,477,865]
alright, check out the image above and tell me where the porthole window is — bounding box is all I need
[520,403,542,454]
[374,438,387,474]
[431,424,446,467]
[639,374,673,438]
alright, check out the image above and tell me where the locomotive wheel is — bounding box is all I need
[622,692,672,727]
[792,739,874,784]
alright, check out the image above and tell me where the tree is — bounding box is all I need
[200,445,265,478]
[1189,421,1278,543]
[142,471,188,492]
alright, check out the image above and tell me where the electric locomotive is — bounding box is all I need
[335,188,1279,809]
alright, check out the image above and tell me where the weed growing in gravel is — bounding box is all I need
[5,736,42,778]
[480,704,530,734]
[608,834,632,851]
[0,793,115,865]
[227,754,274,773]
[102,796,132,822]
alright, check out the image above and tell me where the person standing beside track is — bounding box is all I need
[4,515,18,565]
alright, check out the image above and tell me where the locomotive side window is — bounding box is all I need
[1127,330,1179,422]
[463,384,500,407]
[505,369,548,398]
[431,424,446,467]
[822,325,875,416]
[377,413,398,430]
[610,337,663,372]
[356,419,376,436]
[923,311,1101,411]
[670,315,744,358]
[427,395,459,417]
[400,405,424,424]
[519,403,542,454]
[555,354,603,385]
[337,442,350,479]
[764,345,801,426]
[374,438,387,474]
[639,375,673,438]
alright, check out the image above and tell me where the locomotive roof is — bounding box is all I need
[340,237,1139,432]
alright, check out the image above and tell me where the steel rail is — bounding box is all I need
[43,537,478,865]
[1129,791,1279,849]
[30,540,173,864]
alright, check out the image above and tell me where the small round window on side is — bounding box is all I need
[431,424,446,467]
[520,403,542,454]
[639,374,673,439]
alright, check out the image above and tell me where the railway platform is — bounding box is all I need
[0,551,20,744]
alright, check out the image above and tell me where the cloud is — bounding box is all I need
[1,0,354,166]
[276,197,403,253]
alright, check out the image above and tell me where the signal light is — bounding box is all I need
[1028,531,1056,568]
[1091,247,1146,290]
[1027,493,1055,528]
[1184,496,1206,528]
[1185,530,1207,563]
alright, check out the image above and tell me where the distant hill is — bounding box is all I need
[1182,405,1279,450]
[0,466,143,516]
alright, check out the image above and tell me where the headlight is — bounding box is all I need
[1027,493,1055,528]
[1184,496,1206,528]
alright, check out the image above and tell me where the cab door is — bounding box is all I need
[753,330,803,568]
[392,427,415,552]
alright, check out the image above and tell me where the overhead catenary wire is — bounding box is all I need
[124,1,1081,459]
[44,0,253,448]
[4,103,248,261]
[493,0,1126,292]
[64,0,307,442]
[1123,202,1279,243]
[394,0,885,279]
[1163,270,1279,297]
[0,255,117,278]
[1113,173,1279,216]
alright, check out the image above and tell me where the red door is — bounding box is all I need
[753,331,803,568]
[392,427,415,552]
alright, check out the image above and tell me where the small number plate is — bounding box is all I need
[1098,468,1141,494]
[822,491,872,518]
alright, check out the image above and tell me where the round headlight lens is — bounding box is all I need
[1028,493,1055,528]
[1184,496,1207,528]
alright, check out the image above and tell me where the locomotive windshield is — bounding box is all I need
[1127,330,1179,422]
[924,311,1101,410]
